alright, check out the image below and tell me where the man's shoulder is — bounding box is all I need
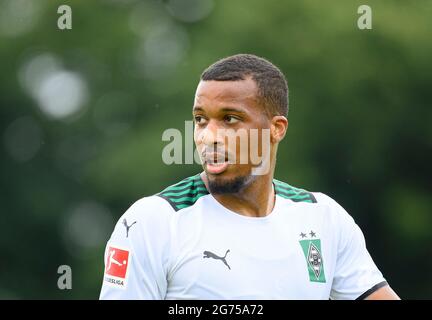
[273,178,318,204]
[119,194,174,227]
[274,178,355,220]
[155,174,209,212]
[123,174,208,217]
[274,178,338,205]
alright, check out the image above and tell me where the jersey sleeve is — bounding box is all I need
[319,194,388,300]
[99,196,174,300]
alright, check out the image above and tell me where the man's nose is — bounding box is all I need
[199,120,224,146]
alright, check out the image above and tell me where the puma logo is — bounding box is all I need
[123,218,136,238]
[203,249,231,270]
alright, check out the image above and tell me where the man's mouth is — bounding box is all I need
[204,153,229,175]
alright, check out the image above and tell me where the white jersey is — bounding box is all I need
[100,174,386,300]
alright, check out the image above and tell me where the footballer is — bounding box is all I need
[100,54,399,300]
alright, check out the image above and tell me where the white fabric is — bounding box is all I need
[100,190,385,300]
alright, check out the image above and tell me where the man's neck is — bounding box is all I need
[200,172,275,218]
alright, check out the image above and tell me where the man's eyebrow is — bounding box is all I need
[192,106,248,114]
[219,107,247,114]
[192,106,205,113]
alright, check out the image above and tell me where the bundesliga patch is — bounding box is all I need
[104,245,131,289]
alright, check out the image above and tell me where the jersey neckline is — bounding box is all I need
[197,174,282,222]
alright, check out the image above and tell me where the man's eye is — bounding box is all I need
[224,115,240,124]
[194,116,206,124]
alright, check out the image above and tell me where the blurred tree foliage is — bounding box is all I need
[0,0,431,299]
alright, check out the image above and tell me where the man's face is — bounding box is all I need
[193,78,271,193]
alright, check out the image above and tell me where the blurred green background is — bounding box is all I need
[0,0,431,299]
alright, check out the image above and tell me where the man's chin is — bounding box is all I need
[205,171,251,195]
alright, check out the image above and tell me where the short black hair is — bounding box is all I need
[200,54,288,117]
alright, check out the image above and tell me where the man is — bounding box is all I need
[100,54,399,300]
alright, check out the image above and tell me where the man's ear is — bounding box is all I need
[270,116,288,144]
